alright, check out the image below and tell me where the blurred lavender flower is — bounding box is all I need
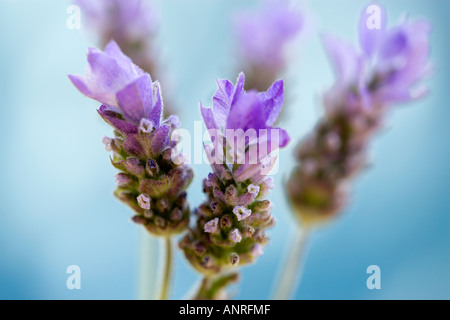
[287,6,431,226]
[69,41,193,236]
[180,73,289,299]
[75,0,159,75]
[234,0,303,91]
[74,0,178,117]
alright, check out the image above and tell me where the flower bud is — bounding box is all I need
[146,159,159,176]
[220,215,233,230]
[170,208,183,221]
[229,253,240,266]
[137,194,151,210]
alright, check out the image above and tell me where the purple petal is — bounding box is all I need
[151,124,171,155]
[231,72,245,105]
[200,103,219,131]
[149,81,163,127]
[116,74,153,124]
[233,163,262,183]
[227,91,266,131]
[70,40,144,108]
[211,73,246,128]
[86,49,131,105]
[213,79,234,127]
[259,79,284,126]
[373,19,431,104]
[97,105,138,134]
[104,41,144,78]
[256,127,290,160]
[322,35,361,85]
[359,4,387,57]
[377,84,429,104]
[68,74,94,99]
[271,127,290,149]
[379,28,409,60]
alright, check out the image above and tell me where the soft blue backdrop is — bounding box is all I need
[0,0,448,299]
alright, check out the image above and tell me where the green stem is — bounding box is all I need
[194,273,239,300]
[273,226,311,300]
[158,237,173,300]
[195,276,212,300]
[138,230,158,300]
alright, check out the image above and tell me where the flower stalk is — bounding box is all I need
[69,40,192,300]
[273,226,310,300]
[180,73,290,299]
[282,5,431,299]
[158,237,173,300]
[194,273,240,300]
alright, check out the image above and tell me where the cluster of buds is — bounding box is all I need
[181,168,276,275]
[287,96,384,225]
[287,6,431,226]
[106,113,192,236]
[180,73,290,277]
[69,41,193,236]
[233,0,303,91]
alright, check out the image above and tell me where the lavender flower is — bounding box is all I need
[180,73,289,282]
[234,0,303,91]
[287,6,431,226]
[69,41,193,236]
[75,0,158,75]
[73,0,179,117]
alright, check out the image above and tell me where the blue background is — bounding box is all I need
[0,0,448,299]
